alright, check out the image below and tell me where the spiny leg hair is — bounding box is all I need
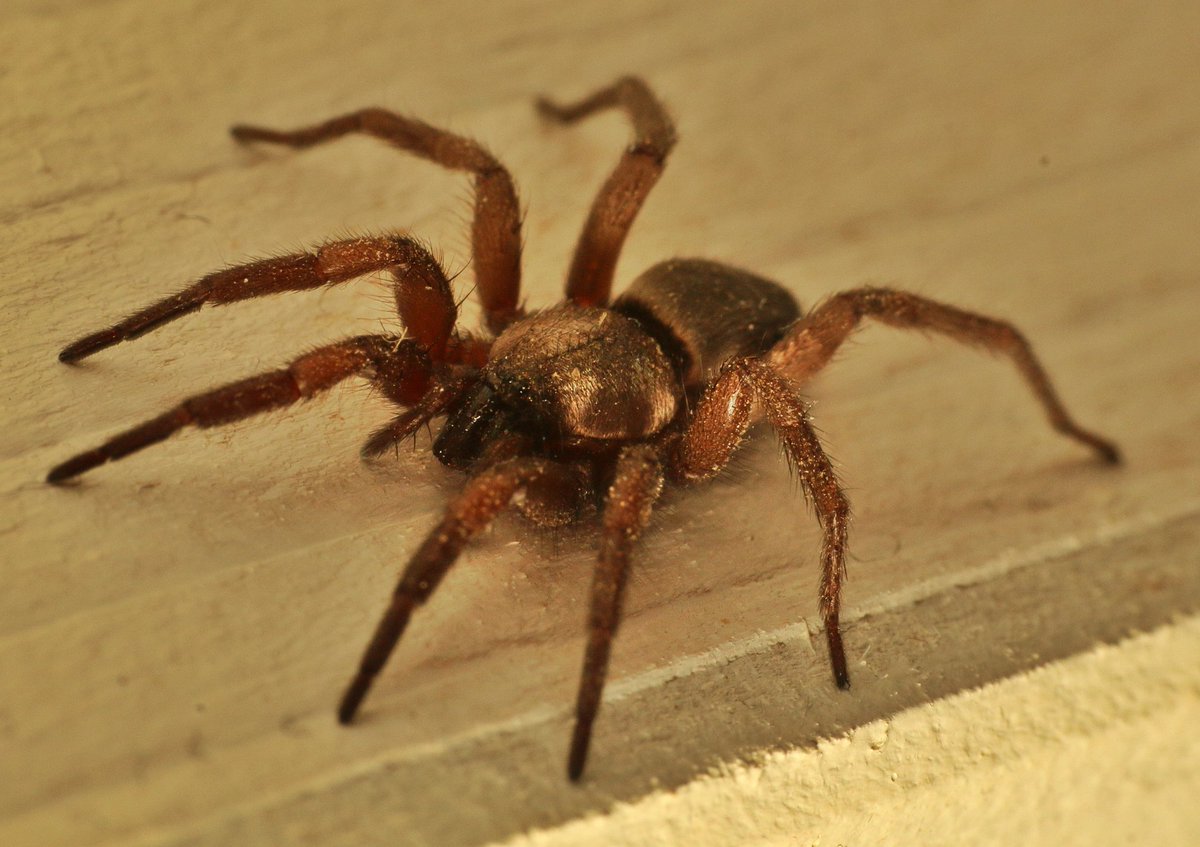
[59,235,458,364]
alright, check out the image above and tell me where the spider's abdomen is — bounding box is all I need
[613,259,801,386]
[486,305,680,440]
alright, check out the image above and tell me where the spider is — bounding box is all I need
[47,77,1120,781]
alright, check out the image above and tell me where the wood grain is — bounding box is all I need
[2,1,1198,845]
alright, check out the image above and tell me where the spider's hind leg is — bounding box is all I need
[538,77,677,308]
[768,287,1121,464]
[232,109,524,334]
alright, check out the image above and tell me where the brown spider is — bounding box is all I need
[47,77,1120,781]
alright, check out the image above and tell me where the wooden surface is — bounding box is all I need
[2,2,1198,845]
[511,619,1200,847]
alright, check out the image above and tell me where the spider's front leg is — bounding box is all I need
[671,359,853,690]
[59,235,458,363]
[569,443,664,781]
[337,458,589,724]
[47,336,432,482]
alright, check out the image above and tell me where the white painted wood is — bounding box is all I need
[2,2,1197,844]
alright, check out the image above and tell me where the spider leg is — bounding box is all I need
[568,444,664,781]
[537,76,677,308]
[232,109,523,334]
[670,359,852,691]
[768,287,1121,463]
[60,235,458,364]
[338,457,587,724]
[47,335,428,482]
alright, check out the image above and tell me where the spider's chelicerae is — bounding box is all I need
[49,77,1120,781]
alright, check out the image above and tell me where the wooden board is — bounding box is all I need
[2,1,1198,845]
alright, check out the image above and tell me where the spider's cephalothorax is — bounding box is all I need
[48,77,1120,781]
[435,304,681,470]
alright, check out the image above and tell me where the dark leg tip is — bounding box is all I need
[338,674,370,725]
[535,97,574,124]
[566,751,586,783]
[47,451,103,484]
[825,614,851,690]
[1065,426,1122,466]
[360,430,395,460]
[58,338,100,364]
[231,125,286,146]
[567,720,592,782]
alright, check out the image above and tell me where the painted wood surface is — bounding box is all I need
[2,2,1198,844]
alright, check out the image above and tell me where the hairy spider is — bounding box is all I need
[48,77,1120,781]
